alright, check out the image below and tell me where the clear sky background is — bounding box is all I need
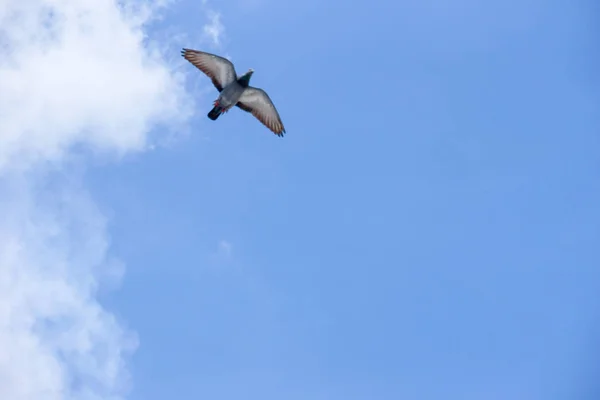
[0,0,599,399]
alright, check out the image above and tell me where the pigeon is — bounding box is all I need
[181,48,286,137]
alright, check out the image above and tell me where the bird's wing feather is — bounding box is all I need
[236,87,286,136]
[181,48,236,92]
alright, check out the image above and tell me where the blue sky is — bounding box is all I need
[7,0,597,398]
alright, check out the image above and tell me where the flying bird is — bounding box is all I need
[181,48,286,137]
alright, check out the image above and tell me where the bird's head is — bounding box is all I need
[238,68,254,86]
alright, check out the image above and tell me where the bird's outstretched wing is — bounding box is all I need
[236,87,286,136]
[181,48,236,92]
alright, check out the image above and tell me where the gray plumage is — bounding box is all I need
[181,48,286,137]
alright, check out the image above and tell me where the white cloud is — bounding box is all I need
[0,172,136,400]
[0,0,198,398]
[0,0,192,173]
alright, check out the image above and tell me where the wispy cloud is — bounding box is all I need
[0,0,190,398]
[196,0,225,49]
[203,11,225,47]
[218,240,233,258]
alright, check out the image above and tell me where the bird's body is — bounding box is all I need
[207,73,250,119]
[181,48,286,136]
[217,80,245,110]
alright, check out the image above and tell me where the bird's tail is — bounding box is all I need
[208,101,224,121]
